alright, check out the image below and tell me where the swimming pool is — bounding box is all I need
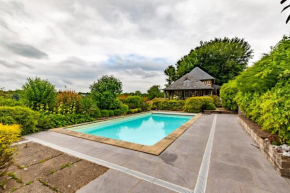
[67,113,193,146]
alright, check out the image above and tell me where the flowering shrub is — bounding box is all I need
[0,106,39,135]
[0,124,21,177]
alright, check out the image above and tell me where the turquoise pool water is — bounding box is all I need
[68,113,193,146]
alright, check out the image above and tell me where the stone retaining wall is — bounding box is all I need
[238,116,290,178]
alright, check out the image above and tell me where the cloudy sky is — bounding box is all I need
[0,0,289,93]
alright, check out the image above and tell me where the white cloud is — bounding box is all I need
[0,0,289,92]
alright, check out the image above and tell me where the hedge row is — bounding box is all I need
[152,100,185,111]
[220,36,290,144]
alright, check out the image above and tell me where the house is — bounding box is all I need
[163,67,221,99]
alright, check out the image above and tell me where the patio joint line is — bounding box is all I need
[11,139,31,146]
[24,136,193,193]
[193,114,217,193]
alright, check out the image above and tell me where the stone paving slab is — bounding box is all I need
[14,181,55,193]
[42,160,108,193]
[130,180,175,193]
[77,169,140,193]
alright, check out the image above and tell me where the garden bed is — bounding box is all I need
[238,115,290,178]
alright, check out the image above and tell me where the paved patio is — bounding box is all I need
[26,114,290,193]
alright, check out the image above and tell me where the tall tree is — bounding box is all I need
[147,85,163,100]
[164,65,177,85]
[164,37,253,85]
[90,75,122,109]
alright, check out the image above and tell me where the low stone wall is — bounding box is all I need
[238,116,290,178]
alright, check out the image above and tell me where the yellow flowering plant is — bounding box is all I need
[0,124,21,176]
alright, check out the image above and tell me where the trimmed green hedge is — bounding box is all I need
[37,113,94,130]
[220,80,238,111]
[183,97,216,113]
[0,106,39,135]
[108,110,114,117]
[101,110,109,117]
[152,100,185,111]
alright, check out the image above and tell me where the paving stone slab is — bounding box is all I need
[209,160,255,186]
[77,169,140,193]
[42,160,108,193]
[14,154,80,183]
[123,157,161,176]
[0,177,22,193]
[130,180,175,193]
[14,142,62,167]
[14,181,55,193]
[206,178,241,193]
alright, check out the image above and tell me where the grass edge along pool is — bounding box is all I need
[66,112,194,146]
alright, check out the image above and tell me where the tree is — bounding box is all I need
[90,75,122,109]
[147,85,163,100]
[164,37,253,85]
[281,0,290,23]
[22,77,57,109]
[164,65,177,85]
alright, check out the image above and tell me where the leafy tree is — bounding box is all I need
[124,96,143,109]
[147,85,163,100]
[164,65,177,85]
[164,37,253,85]
[134,90,142,96]
[90,75,122,109]
[22,77,57,110]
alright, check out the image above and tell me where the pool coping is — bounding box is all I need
[50,111,202,155]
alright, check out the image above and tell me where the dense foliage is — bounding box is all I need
[225,36,290,144]
[220,81,238,111]
[183,97,216,113]
[0,124,21,177]
[90,75,122,109]
[124,96,143,109]
[211,95,222,108]
[22,77,57,110]
[152,99,185,111]
[164,37,253,85]
[0,106,39,135]
[0,97,25,107]
[147,85,163,100]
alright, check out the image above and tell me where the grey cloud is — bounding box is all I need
[125,68,159,78]
[0,59,34,69]
[4,43,48,59]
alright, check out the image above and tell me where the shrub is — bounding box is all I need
[211,95,222,108]
[0,97,25,107]
[120,104,129,115]
[0,106,39,135]
[108,110,114,117]
[90,75,122,109]
[129,109,139,114]
[233,36,290,144]
[57,90,81,114]
[79,96,101,118]
[183,96,216,113]
[0,124,21,177]
[22,77,57,110]
[220,80,238,111]
[114,109,121,116]
[124,96,143,109]
[101,110,109,117]
[37,114,94,129]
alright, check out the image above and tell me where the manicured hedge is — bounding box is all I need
[108,110,114,117]
[183,97,216,113]
[152,100,185,111]
[220,81,238,111]
[37,114,94,130]
[101,110,109,117]
[0,106,39,135]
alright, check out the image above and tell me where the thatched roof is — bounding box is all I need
[164,67,214,91]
